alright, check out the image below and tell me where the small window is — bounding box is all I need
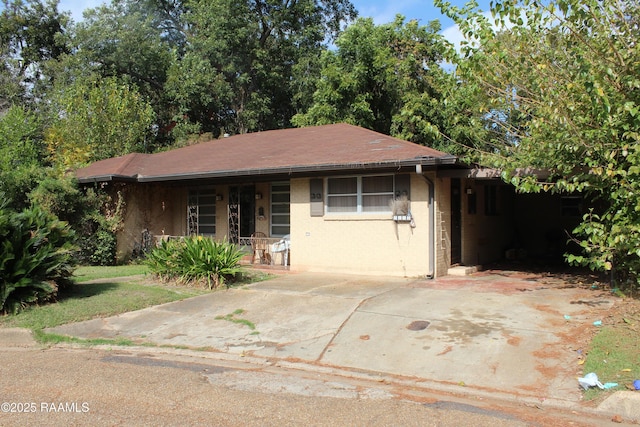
[271,181,290,236]
[188,188,216,236]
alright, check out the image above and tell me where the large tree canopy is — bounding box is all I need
[166,0,357,136]
[439,0,640,287]
[45,75,155,170]
[292,15,485,154]
[0,0,71,109]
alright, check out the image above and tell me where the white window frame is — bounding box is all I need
[187,188,217,236]
[326,174,396,214]
[270,181,290,237]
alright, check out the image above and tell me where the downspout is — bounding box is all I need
[417,165,435,279]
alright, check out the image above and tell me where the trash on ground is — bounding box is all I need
[593,320,603,326]
[634,380,640,390]
[603,382,618,389]
[579,372,604,390]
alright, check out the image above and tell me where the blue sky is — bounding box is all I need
[56,0,492,45]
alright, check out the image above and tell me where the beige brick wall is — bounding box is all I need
[290,174,435,277]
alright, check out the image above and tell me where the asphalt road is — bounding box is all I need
[0,345,616,427]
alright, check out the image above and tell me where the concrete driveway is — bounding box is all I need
[48,270,617,407]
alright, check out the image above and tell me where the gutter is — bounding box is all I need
[79,156,458,184]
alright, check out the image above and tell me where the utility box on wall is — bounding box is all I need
[310,178,324,217]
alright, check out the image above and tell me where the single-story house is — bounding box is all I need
[76,123,582,277]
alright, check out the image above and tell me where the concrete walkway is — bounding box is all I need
[45,271,638,418]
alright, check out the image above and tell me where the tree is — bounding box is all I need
[68,0,177,149]
[0,105,46,209]
[291,16,471,153]
[438,0,640,289]
[166,0,357,136]
[0,0,71,110]
[45,75,155,170]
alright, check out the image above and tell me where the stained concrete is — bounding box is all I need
[45,271,634,417]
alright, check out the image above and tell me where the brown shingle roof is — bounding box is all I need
[76,123,456,183]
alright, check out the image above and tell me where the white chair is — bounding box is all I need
[271,235,290,266]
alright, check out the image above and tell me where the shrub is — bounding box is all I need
[0,197,76,314]
[144,237,244,289]
[29,176,120,266]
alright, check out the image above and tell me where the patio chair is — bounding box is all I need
[271,235,290,266]
[250,232,269,264]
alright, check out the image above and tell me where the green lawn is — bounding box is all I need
[0,279,206,332]
[72,264,151,282]
[0,265,271,341]
[582,322,640,399]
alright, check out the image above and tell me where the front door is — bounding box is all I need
[228,185,256,244]
[450,178,462,265]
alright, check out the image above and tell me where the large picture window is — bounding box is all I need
[326,175,402,214]
[270,181,290,236]
[188,188,216,236]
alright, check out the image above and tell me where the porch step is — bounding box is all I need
[447,265,480,276]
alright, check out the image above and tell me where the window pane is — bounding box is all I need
[272,214,290,225]
[363,194,392,212]
[272,225,290,235]
[328,177,357,194]
[327,195,357,212]
[272,193,290,203]
[199,225,216,234]
[188,188,216,236]
[363,175,393,193]
[199,196,216,205]
[272,204,289,214]
[199,206,216,215]
[271,181,291,237]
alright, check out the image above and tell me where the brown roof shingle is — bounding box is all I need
[76,123,456,183]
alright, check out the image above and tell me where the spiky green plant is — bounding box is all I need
[0,197,76,314]
[144,237,244,289]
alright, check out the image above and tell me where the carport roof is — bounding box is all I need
[76,123,458,183]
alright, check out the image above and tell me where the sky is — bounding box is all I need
[56,0,493,46]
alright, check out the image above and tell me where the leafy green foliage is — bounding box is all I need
[292,15,469,152]
[166,0,356,136]
[0,197,76,314]
[45,75,155,170]
[438,0,640,291]
[29,176,121,266]
[0,105,46,210]
[71,0,177,149]
[144,237,245,289]
[0,0,71,109]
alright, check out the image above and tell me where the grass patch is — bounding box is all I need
[73,264,150,282]
[0,265,273,346]
[582,325,640,400]
[0,280,206,332]
[215,308,257,330]
[34,330,137,347]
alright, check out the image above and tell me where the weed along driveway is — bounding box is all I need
[48,271,618,409]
